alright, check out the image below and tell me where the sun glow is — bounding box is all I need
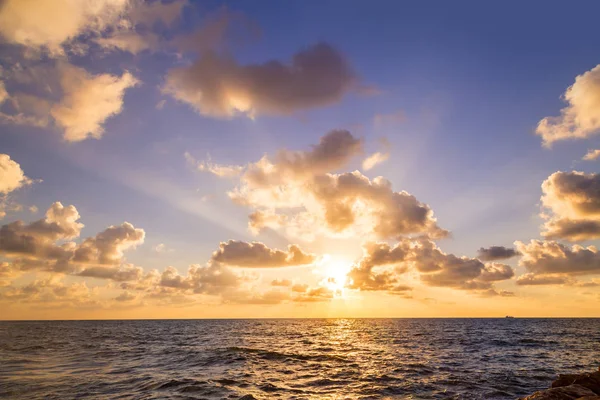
[320,255,353,296]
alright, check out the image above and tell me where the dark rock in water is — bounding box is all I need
[521,368,600,400]
[238,395,257,400]
[551,370,600,395]
[520,384,597,399]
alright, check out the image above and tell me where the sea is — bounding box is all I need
[0,318,599,399]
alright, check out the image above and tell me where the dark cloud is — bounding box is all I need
[164,42,356,118]
[477,246,520,261]
[515,273,573,286]
[541,171,600,241]
[516,240,600,275]
[211,240,316,268]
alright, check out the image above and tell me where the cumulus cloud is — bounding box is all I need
[227,130,445,241]
[346,241,412,292]
[211,240,316,268]
[477,246,520,261]
[51,63,138,141]
[583,149,600,161]
[362,151,389,171]
[540,171,600,241]
[516,240,600,276]
[0,62,138,141]
[515,273,573,286]
[184,152,243,177]
[0,277,100,308]
[0,0,128,55]
[78,264,143,282]
[0,202,145,279]
[164,42,356,118]
[536,64,600,146]
[0,154,32,195]
[73,223,145,265]
[346,239,514,294]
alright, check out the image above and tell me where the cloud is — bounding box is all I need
[73,222,145,265]
[0,277,100,308]
[0,0,128,55]
[210,240,316,268]
[51,63,138,141]
[129,0,187,27]
[184,152,243,178]
[540,171,600,241]
[270,278,292,287]
[477,246,520,261]
[346,241,412,292]
[164,42,356,118]
[362,151,389,171]
[583,149,600,161]
[0,154,32,195]
[536,64,600,146]
[346,239,513,294]
[516,240,600,277]
[78,264,143,282]
[0,202,145,278]
[478,263,515,282]
[0,81,7,104]
[228,130,445,241]
[114,290,138,302]
[0,261,22,286]
[158,263,244,295]
[515,273,573,286]
[153,243,173,254]
[293,286,335,302]
[94,31,159,54]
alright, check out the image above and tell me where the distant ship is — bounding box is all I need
[505,315,515,318]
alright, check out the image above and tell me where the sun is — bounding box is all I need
[320,255,353,295]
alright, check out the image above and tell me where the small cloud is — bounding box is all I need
[185,152,243,178]
[156,99,166,110]
[28,205,38,214]
[153,243,173,254]
[583,149,600,161]
[362,151,389,171]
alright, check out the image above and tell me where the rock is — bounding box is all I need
[238,395,257,400]
[552,371,600,395]
[575,397,600,399]
[521,384,597,399]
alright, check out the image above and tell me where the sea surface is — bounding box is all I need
[0,319,599,399]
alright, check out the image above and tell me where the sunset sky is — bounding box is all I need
[1,0,600,319]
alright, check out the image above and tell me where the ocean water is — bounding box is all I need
[0,319,599,399]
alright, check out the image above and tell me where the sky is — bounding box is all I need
[1,0,600,319]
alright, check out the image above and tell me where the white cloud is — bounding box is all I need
[51,63,138,141]
[362,151,389,171]
[0,0,129,55]
[536,64,600,146]
[185,152,243,178]
[583,149,600,161]
[0,154,32,195]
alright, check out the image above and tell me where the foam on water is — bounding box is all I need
[1,318,599,399]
